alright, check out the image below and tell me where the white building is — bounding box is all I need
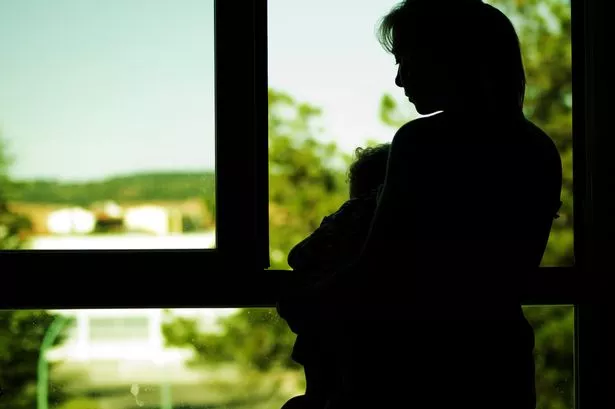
[47,308,237,385]
[123,205,179,235]
[47,207,96,235]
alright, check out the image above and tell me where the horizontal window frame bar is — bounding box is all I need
[0,264,579,309]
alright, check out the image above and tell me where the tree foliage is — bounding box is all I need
[0,138,68,408]
[526,305,574,409]
[163,309,299,372]
[0,310,67,409]
[268,89,351,268]
[0,135,32,248]
[11,172,215,209]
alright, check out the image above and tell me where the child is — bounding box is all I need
[278,143,391,409]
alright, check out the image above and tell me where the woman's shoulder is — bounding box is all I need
[388,114,447,161]
[394,114,445,140]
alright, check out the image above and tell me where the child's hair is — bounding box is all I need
[347,143,391,198]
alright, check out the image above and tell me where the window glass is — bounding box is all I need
[267,0,572,268]
[524,305,575,409]
[0,0,216,250]
[0,307,572,409]
[88,317,150,343]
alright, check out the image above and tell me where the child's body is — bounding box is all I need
[278,143,390,409]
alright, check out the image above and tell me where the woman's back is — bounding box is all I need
[373,112,561,309]
[336,113,561,409]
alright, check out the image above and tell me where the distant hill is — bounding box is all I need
[10,171,215,207]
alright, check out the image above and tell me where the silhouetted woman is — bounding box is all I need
[283,1,562,408]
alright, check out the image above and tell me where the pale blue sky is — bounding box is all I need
[0,0,412,182]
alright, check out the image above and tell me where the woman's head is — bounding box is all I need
[347,143,391,199]
[377,0,525,115]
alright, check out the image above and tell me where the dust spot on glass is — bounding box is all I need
[130,383,144,407]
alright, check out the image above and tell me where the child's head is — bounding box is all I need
[347,143,391,199]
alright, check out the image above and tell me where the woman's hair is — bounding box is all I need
[377,0,526,112]
[347,143,391,198]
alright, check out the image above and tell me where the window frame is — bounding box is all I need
[573,0,614,408]
[0,1,596,306]
[0,0,271,309]
[1,0,611,408]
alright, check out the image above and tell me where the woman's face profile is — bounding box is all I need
[394,46,449,115]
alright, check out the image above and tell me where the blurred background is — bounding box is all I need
[0,0,573,408]
[0,0,216,250]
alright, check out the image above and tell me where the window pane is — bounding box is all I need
[267,0,572,268]
[1,309,300,409]
[0,306,572,409]
[89,317,150,343]
[0,0,216,250]
[523,305,575,409]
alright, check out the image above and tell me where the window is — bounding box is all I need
[88,317,150,343]
[267,0,573,269]
[0,307,574,409]
[0,0,216,250]
[0,0,270,304]
[1,0,613,409]
[267,2,578,409]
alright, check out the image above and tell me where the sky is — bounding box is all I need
[0,0,413,182]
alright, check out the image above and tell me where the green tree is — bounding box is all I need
[268,89,351,268]
[163,309,298,372]
[0,310,68,409]
[0,135,32,249]
[0,137,67,407]
[202,176,216,226]
[12,172,216,207]
[525,305,574,409]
